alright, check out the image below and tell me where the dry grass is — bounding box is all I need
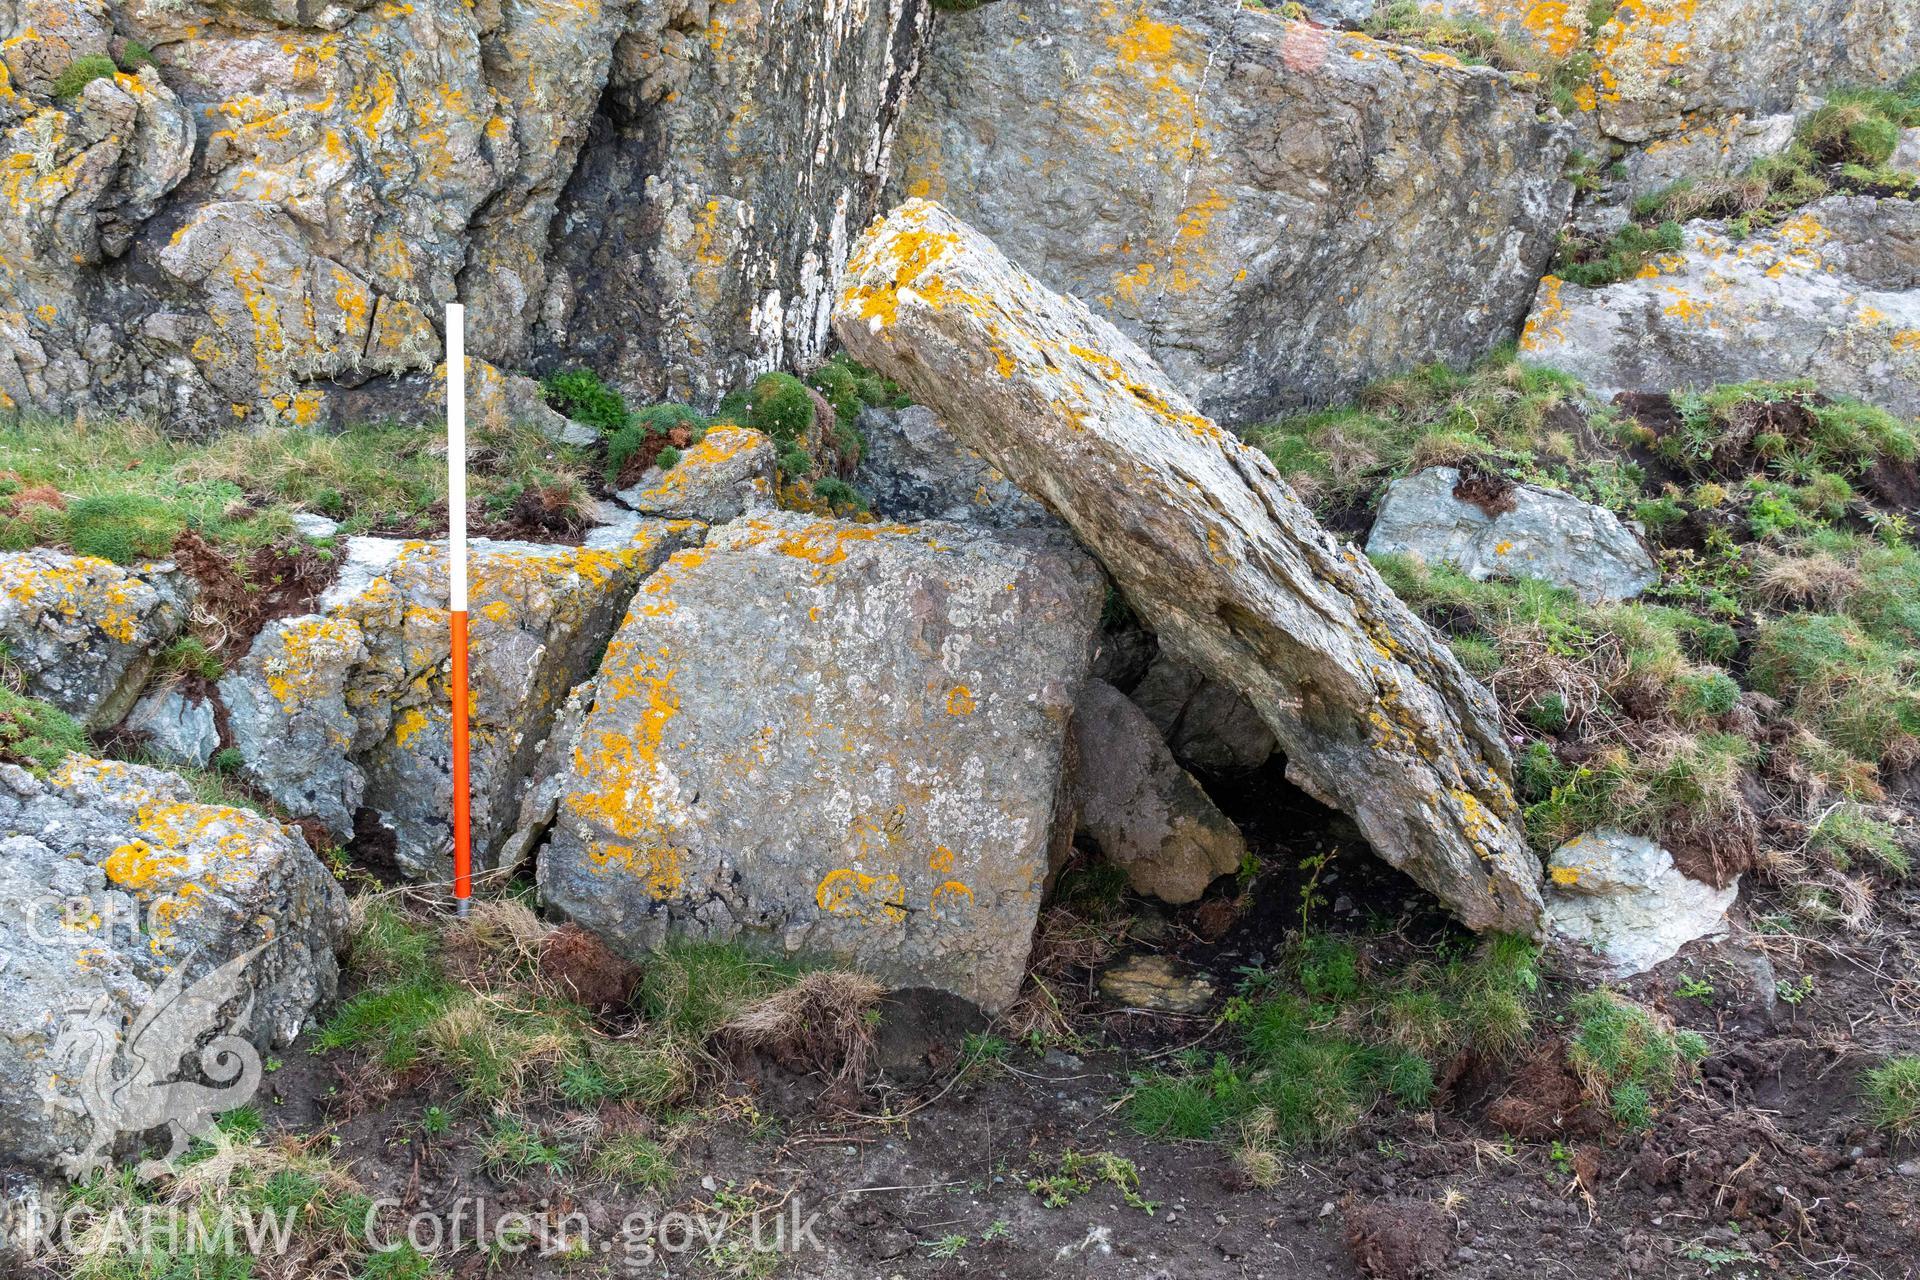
[718,970,888,1097]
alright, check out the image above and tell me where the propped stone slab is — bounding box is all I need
[833,199,1545,936]
[538,511,1105,1012]
[221,521,701,877]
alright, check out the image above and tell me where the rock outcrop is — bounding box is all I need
[1547,829,1739,975]
[538,512,1105,1012]
[535,0,934,408]
[1521,197,1920,415]
[0,551,190,727]
[0,755,346,1176]
[891,0,1575,420]
[1424,1,1919,162]
[1366,467,1658,602]
[1072,680,1245,905]
[221,522,698,877]
[1,0,932,426]
[856,405,1052,528]
[834,199,1546,936]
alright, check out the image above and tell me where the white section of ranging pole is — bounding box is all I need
[446,304,468,613]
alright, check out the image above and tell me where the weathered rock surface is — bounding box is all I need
[1366,466,1657,602]
[0,551,191,727]
[221,523,698,877]
[1072,680,1244,905]
[122,688,220,770]
[467,359,593,448]
[855,405,1053,528]
[536,0,934,408]
[1097,954,1214,1014]
[0,755,346,1176]
[1521,197,1920,415]
[538,511,1105,1012]
[1423,1,1918,146]
[1129,654,1277,774]
[835,199,1545,935]
[891,1,1575,419]
[1894,128,1920,175]
[2,0,931,426]
[1547,829,1739,976]
[616,426,776,524]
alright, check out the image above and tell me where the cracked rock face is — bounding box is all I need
[535,0,933,409]
[1521,197,1920,416]
[219,522,700,877]
[0,550,191,728]
[1366,467,1658,603]
[834,198,1545,936]
[2,0,930,427]
[538,511,1105,1013]
[0,755,346,1175]
[890,0,1575,420]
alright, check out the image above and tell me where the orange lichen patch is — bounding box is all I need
[1063,342,1225,443]
[589,841,685,900]
[568,639,687,899]
[928,879,976,920]
[103,840,190,892]
[1461,0,1588,59]
[1550,865,1581,885]
[262,616,362,712]
[815,867,907,925]
[633,425,766,501]
[393,706,430,748]
[945,685,977,716]
[1892,330,1920,354]
[1592,0,1699,106]
[843,213,963,329]
[0,552,154,645]
[1518,275,1566,351]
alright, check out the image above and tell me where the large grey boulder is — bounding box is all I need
[1366,467,1658,603]
[1072,680,1245,905]
[538,512,1105,1012]
[1521,196,1920,416]
[856,405,1054,528]
[220,523,699,877]
[1547,829,1739,976]
[891,1,1575,420]
[0,551,191,728]
[0,755,345,1177]
[1128,654,1277,775]
[834,199,1546,936]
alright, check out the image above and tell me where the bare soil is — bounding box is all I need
[248,774,1920,1279]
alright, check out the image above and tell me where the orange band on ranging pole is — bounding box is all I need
[447,303,472,914]
[450,609,472,906]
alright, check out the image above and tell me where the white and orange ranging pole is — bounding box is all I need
[446,304,473,917]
